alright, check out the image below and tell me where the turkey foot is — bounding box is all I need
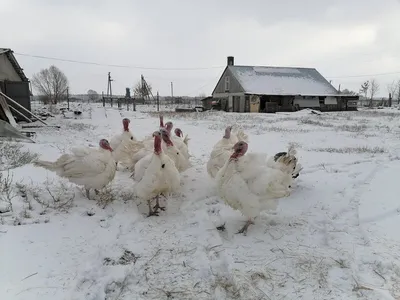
[236,218,254,235]
[153,196,166,212]
[147,201,159,217]
[94,189,100,195]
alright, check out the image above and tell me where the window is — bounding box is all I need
[224,76,230,92]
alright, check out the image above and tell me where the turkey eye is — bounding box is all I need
[161,164,165,168]
[177,152,179,155]
[130,137,134,140]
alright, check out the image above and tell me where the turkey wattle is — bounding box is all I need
[33,139,117,199]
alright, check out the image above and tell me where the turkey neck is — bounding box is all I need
[154,136,162,155]
[223,129,231,139]
[162,135,174,147]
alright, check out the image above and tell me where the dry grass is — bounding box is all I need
[0,171,16,213]
[336,124,367,132]
[65,122,97,131]
[18,179,76,214]
[0,141,39,171]
[96,185,117,209]
[311,146,386,154]
[299,118,334,128]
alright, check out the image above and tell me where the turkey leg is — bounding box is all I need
[85,189,92,200]
[147,199,159,217]
[237,218,255,235]
[153,195,166,212]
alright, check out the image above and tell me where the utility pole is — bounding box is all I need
[171,82,174,105]
[66,87,70,110]
[157,91,160,112]
[106,72,113,105]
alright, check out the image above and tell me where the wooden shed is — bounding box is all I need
[0,48,32,121]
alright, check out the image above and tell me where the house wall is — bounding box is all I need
[213,67,244,95]
[294,96,320,108]
[2,81,32,118]
[0,54,21,81]
[231,95,246,112]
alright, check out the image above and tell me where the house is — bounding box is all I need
[211,56,358,113]
[0,48,31,121]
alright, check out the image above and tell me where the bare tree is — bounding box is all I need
[396,79,400,105]
[31,65,68,104]
[387,80,397,98]
[359,80,369,99]
[341,88,358,95]
[369,79,380,107]
[87,89,99,102]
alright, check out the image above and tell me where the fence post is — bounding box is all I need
[67,87,70,110]
[157,92,159,112]
[102,92,105,107]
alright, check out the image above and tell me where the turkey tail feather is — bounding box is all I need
[183,134,190,146]
[33,159,58,171]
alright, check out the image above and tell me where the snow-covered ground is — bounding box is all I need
[1,104,400,300]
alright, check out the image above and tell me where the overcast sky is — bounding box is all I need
[2,0,400,97]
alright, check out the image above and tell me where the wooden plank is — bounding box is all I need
[0,91,48,125]
[21,125,60,129]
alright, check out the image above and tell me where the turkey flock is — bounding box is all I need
[33,115,303,235]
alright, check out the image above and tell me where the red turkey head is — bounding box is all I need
[159,115,164,127]
[223,126,232,139]
[174,128,183,137]
[122,118,130,132]
[153,131,162,155]
[165,121,173,133]
[230,141,248,160]
[160,128,174,146]
[99,139,113,152]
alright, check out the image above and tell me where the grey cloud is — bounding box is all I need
[2,0,400,96]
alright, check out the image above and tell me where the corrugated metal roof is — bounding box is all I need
[229,65,339,96]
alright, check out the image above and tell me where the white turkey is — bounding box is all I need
[266,144,303,180]
[207,126,248,178]
[163,121,190,161]
[33,139,117,199]
[160,128,190,172]
[215,141,292,235]
[174,128,190,147]
[110,118,137,151]
[112,138,148,171]
[114,116,167,171]
[133,130,180,216]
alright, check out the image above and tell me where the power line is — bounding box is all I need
[327,70,400,79]
[15,51,400,80]
[14,52,225,71]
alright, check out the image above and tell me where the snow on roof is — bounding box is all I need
[229,66,339,96]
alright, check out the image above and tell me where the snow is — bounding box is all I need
[1,104,400,299]
[229,66,339,96]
